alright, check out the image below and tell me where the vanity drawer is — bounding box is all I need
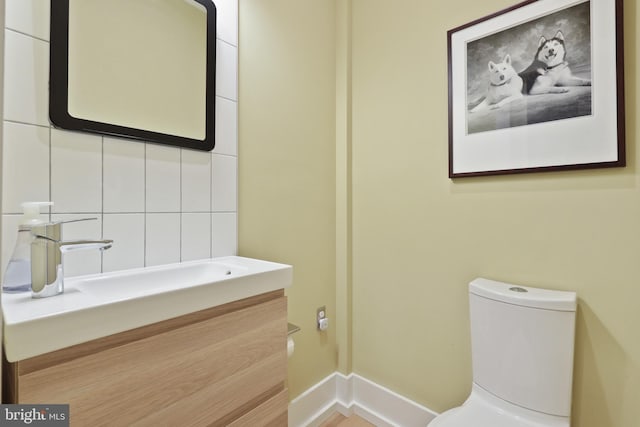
[4,291,288,426]
[228,389,289,427]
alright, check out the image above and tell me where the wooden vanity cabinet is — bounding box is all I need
[3,290,288,426]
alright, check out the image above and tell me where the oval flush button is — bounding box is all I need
[509,286,528,293]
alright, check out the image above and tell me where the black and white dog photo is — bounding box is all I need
[466,1,592,134]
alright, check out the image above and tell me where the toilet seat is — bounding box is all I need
[429,384,569,427]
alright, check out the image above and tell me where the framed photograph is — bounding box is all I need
[447,0,625,178]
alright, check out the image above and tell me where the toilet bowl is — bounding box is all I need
[429,384,571,427]
[429,278,577,427]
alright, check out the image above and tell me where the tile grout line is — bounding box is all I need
[3,210,236,215]
[216,94,238,104]
[217,37,237,49]
[48,125,52,222]
[4,119,50,129]
[179,149,183,263]
[100,136,105,273]
[5,27,50,44]
[144,143,147,267]
[210,151,214,258]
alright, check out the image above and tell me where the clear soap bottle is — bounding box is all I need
[2,201,52,293]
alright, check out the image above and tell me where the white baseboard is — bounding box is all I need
[288,374,343,427]
[288,373,438,427]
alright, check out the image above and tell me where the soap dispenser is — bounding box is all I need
[2,201,52,293]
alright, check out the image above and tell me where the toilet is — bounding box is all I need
[430,278,577,427]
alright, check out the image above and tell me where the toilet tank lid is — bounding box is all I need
[469,278,577,312]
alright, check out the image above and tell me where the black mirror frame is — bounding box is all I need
[49,0,217,151]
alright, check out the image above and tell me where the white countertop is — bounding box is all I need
[2,256,292,362]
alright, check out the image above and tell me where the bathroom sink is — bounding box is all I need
[2,256,292,362]
[74,259,245,299]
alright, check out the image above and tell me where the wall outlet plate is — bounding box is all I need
[316,306,327,331]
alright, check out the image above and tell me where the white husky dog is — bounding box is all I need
[470,54,523,113]
[519,30,591,95]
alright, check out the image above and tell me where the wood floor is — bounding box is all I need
[319,413,376,427]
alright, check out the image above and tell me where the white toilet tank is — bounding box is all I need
[469,278,577,417]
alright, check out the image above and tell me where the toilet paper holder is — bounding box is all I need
[288,323,301,336]
[287,323,300,358]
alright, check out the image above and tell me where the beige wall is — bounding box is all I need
[240,0,640,425]
[238,0,338,399]
[350,1,639,427]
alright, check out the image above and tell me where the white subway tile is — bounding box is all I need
[181,149,211,212]
[216,41,237,101]
[213,97,237,156]
[4,30,49,126]
[102,214,144,272]
[145,213,180,266]
[5,0,50,41]
[181,213,211,261]
[146,144,181,212]
[103,138,145,213]
[212,213,237,257]
[51,129,102,213]
[52,214,102,278]
[212,154,237,212]
[2,122,49,213]
[215,0,238,46]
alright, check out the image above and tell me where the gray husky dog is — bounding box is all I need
[519,30,591,95]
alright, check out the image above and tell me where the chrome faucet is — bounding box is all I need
[30,219,113,298]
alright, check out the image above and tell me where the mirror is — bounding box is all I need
[50,0,217,151]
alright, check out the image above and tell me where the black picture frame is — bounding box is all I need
[49,0,217,151]
[447,0,625,178]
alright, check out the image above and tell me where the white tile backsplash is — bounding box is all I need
[181,149,212,212]
[214,97,237,156]
[2,1,238,275]
[5,0,51,41]
[182,213,211,261]
[146,213,181,266]
[4,29,49,126]
[212,213,237,257]
[51,129,103,213]
[2,122,50,213]
[103,137,145,213]
[146,144,181,212]
[216,40,238,101]
[102,214,145,272]
[212,154,237,212]
[215,0,238,46]
[52,214,103,278]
